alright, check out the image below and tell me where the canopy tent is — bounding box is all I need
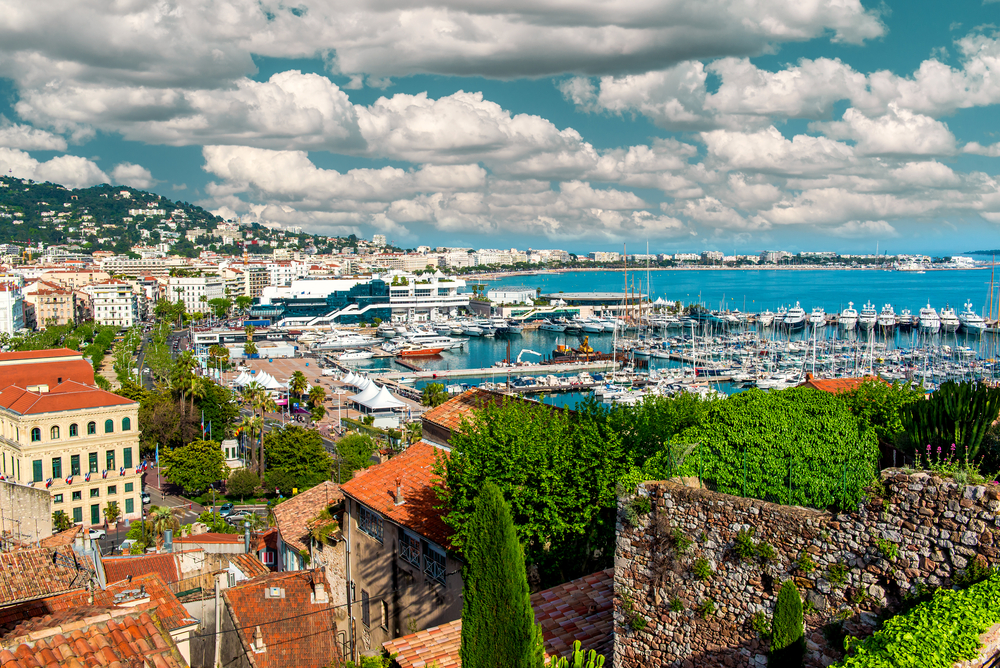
[350,382,381,405]
[233,370,254,386]
[258,372,284,391]
[357,385,406,411]
[354,377,372,393]
[343,371,359,387]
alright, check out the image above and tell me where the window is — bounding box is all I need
[69,423,78,437]
[422,541,447,585]
[380,601,389,630]
[106,450,115,470]
[361,590,370,628]
[122,417,131,431]
[90,488,100,498]
[88,453,98,473]
[87,421,96,435]
[52,457,62,479]
[104,419,113,434]
[90,504,100,525]
[123,447,132,469]
[125,498,134,514]
[32,459,43,483]
[50,426,59,440]
[72,507,82,523]
[53,494,63,504]
[72,491,82,501]
[107,485,117,495]
[262,550,274,565]
[399,530,421,567]
[125,482,133,493]
[71,455,81,476]
[31,427,40,442]
[358,505,383,542]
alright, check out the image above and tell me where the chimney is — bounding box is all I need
[394,478,404,506]
[244,521,251,554]
[253,626,266,653]
[312,570,328,604]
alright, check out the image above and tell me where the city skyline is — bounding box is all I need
[0,0,999,254]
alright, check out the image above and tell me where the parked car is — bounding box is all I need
[219,503,234,517]
[226,512,252,525]
[141,492,151,504]
[88,528,106,540]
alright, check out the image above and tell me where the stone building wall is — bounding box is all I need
[0,479,52,542]
[613,470,1000,668]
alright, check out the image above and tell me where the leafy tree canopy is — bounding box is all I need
[333,433,378,483]
[263,425,332,491]
[161,438,226,494]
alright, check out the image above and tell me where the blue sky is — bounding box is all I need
[1,0,999,255]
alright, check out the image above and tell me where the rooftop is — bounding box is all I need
[272,481,343,554]
[0,547,88,608]
[0,351,97,396]
[383,568,614,668]
[229,554,270,580]
[103,553,180,587]
[420,388,504,446]
[340,440,451,548]
[0,380,136,415]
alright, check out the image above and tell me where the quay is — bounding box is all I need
[375,359,621,381]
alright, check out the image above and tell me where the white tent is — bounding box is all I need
[359,385,406,410]
[233,371,252,386]
[258,372,284,391]
[344,371,359,387]
[354,377,372,392]
[350,382,381,404]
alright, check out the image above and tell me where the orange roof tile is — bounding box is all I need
[272,481,343,553]
[383,569,614,667]
[0,352,96,392]
[0,349,81,362]
[340,441,451,547]
[0,381,135,415]
[39,525,82,549]
[102,553,179,587]
[797,375,885,394]
[229,554,270,580]
[0,547,87,608]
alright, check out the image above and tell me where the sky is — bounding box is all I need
[1,0,1000,255]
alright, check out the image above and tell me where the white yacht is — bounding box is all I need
[809,307,826,328]
[897,308,915,331]
[757,310,775,328]
[782,302,807,330]
[461,323,484,336]
[959,301,986,333]
[581,318,605,334]
[338,349,374,361]
[918,303,941,332]
[391,333,465,350]
[312,331,380,350]
[838,302,858,331]
[940,305,960,333]
[539,319,567,332]
[877,304,896,331]
[858,301,878,330]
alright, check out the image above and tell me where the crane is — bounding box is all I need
[516,349,543,365]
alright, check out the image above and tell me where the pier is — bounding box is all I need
[375,359,621,381]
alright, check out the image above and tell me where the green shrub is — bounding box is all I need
[771,581,805,666]
[796,552,817,574]
[875,536,899,562]
[734,528,756,561]
[692,558,713,581]
[669,597,683,612]
[757,542,778,562]
[954,556,994,588]
[624,496,651,526]
[699,599,716,619]
[672,528,693,555]
[752,611,771,641]
[827,562,848,587]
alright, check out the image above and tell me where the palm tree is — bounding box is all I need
[289,370,308,401]
[149,505,181,537]
[189,375,209,427]
[307,384,327,408]
[169,352,197,420]
[242,381,276,479]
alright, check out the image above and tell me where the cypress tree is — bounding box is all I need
[460,481,545,668]
[770,580,805,668]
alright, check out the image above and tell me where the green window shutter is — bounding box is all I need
[71,455,80,476]
[32,460,43,483]
[72,507,82,523]
[123,448,132,469]
[88,453,98,473]
[52,457,62,479]
[125,498,134,514]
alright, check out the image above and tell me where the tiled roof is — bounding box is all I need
[222,570,340,668]
[0,609,186,668]
[0,547,88,607]
[103,553,180,586]
[383,569,614,667]
[797,375,885,394]
[0,349,81,362]
[272,481,343,553]
[0,380,136,415]
[230,554,270,580]
[420,388,501,443]
[39,526,82,549]
[174,530,271,552]
[0,352,95,391]
[340,441,452,548]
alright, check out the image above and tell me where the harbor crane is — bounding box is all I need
[516,349,543,364]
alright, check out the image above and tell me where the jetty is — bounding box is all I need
[375,359,620,381]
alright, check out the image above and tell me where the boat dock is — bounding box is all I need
[375,359,621,381]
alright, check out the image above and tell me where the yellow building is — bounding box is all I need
[0,349,142,527]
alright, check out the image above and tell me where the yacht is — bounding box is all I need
[539,319,567,332]
[461,323,484,336]
[506,320,524,335]
[391,333,464,350]
[959,301,986,333]
[939,305,960,333]
[858,301,878,330]
[757,310,775,328]
[838,302,858,331]
[581,318,605,334]
[918,303,941,332]
[312,332,380,350]
[877,304,896,331]
[782,302,807,330]
[808,307,826,328]
[897,308,915,331]
[338,349,374,361]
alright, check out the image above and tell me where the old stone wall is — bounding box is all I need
[0,479,52,543]
[613,470,1000,668]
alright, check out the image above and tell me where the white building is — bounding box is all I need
[0,282,25,334]
[167,276,225,315]
[588,251,621,262]
[86,280,138,328]
[487,287,536,305]
[372,234,386,247]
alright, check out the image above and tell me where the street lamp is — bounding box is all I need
[334,389,346,433]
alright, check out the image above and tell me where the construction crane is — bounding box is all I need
[516,349,543,364]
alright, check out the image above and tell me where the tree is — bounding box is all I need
[52,510,73,532]
[333,433,377,483]
[307,384,327,408]
[902,381,1000,460]
[421,382,449,408]
[148,505,182,537]
[289,370,308,400]
[103,501,121,525]
[460,482,545,668]
[839,379,923,445]
[770,581,805,666]
[264,426,332,491]
[208,297,232,319]
[161,439,226,494]
[265,469,296,496]
[227,469,260,501]
[197,381,240,439]
[235,295,253,314]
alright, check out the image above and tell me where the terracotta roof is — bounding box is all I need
[229,554,270,580]
[222,570,340,668]
[0,349,81,363]
[174,528,274,553]
[383,569,615,667]
[0,380,136,415]
[420,389,500,444]
[0,547,89,607]
[0,363,96,396]
[38,526,82,549]
[797,375,886,394]
[0,609,186,668]
[103,553,180,586]
[272,482,343,553]
[340,441,452,548]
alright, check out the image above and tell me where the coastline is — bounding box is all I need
[464,265,990,280]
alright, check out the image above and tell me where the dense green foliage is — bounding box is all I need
[332,433,377,483]
[837,570,1000,668]
[648,388,879,509]
[0,322,118,373]
[52,510,72,532]
[421,383,449,407]
[460,482,545,668]
[226,469,260,500]
[263,426,332,491]
[838,379,924,444]
[551,640,606,668]
[902,381,1000,459]
[771,580,805,666]
[161,439,226,494]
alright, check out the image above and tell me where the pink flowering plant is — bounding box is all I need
[920,443,995,484]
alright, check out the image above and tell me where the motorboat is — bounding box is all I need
[839,302,858,331]
[581,318,605,334]
[782,302,807,330]
[506,321,524,335]
[392,344,445,357]
[897,308,915,331]
[809,307,826,328]
[878,304,896,331]
[940,305,960,333]
[858,301,878,330]
[461,323,484,336]
[919,303,941,332]
[338,349,374,361]
[757,310,775,328]
[959,301,986,333]
[391,333,464,350]
[311,332,380,350]
[539,319,567,332]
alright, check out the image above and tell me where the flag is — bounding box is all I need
[65,475,72,484]
[45,478,52,488]
[119,467,125,476]
[201,409,205,436]
[85,472,91,482]
[102,470,108,479]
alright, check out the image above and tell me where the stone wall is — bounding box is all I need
[0,479,52,543]
[613,470,1000,668]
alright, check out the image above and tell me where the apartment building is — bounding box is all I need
[0,349,143,526]
[167,276,225,314]
[0,282,26,334]
[86,280,138,328]
[23,280,82,327]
